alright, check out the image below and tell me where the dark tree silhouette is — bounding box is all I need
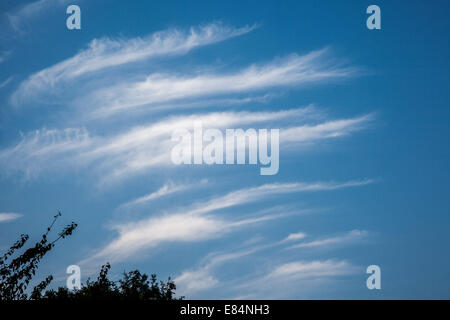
[38,263,178,300]
[0,213,179,301]
[0,212,77,300]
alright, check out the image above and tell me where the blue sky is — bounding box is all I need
[0,0,449,299]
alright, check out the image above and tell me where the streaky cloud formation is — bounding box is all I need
[268,259,358,279]
[0,127,90,178]
[232,259,359,299]
[80,209,285,266]
[80,179,372,266]
[0,212,22,223]
[85,48,357,118]
[0,76,14,89]
[11,23,256,105]
[174,229,367,297]
[119,179,208,208]
[0,107,372,184]
[174,246,262,295]
[174,269,220,295]
[282,232,307,242]
[186,180,374,216]
[0,16,382,298]
[288,229,368,249]
[6,0,72,33]
[281,114,374,143]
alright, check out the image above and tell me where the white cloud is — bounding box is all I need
[0,127,90,178]
[0,212,22,223]
[186,180,373,217]
[90,109,370,181]
[77,108,312,182]
[80,210,284,266]
[0,108,373,183]
[174,242,277,297]
[173,228,370,297]
[173,228,369,298]
[281,114,373,144]
[268,259,357,279]
[11,23,256,105]
[7,0,72,33]
[282,232,307,242]
[1,15,378,299]
[231,259,359,299]
[177,255,360,298]
[119,179,208,208]
[80,180,372,266]
[0,76,14,89]
[289,229,368,249]
[136,93,278,113]
[174,269,220,295]
[11,46,358,120]
[82,49,357,118]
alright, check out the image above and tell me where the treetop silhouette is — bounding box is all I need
[0,213,178,301]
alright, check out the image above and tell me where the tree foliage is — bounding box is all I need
[37,263,178,300]
[0,212,77,300]
[0,213,179,301]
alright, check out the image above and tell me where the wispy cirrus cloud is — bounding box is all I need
[6,0,72,34]
[0,212,22,223]
[174,228,372,297]
[174,269,220,295]
[0,107,373,183]
[81,48,357,118]
[282,232,307,242]
[80,208,286,267]
[174,246,262,295]
[11,23,256,105]
[0,127,90,178]
[118,179,208,208]
[0,76,14,89]
[1,15,378,299]
[281,114,374,144]
[232,259,360,299]
[11,44,358,121]
[58,108,316,182]
[267,259,359,281]
[185,179,373,217]
[80,179,371,266]
[288,229,369,249]
[176,249,360,298]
